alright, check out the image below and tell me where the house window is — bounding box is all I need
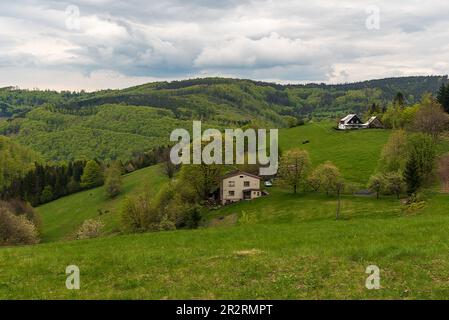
[228,181,235,187]
[240,175,244,178]
[228,191,235,196]
[244,181,250,187]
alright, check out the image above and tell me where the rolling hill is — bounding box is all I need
[1,109,449,299]
[34,122,390,243]
[0,76,446,162]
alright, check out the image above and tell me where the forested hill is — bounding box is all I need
[1,76,447,120]
[0,75,447,162]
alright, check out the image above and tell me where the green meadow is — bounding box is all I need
[1,122,449,299]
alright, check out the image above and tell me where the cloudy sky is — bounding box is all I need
[0,0,448,91]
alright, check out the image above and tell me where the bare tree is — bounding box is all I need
[161,148,178,178]
[413,95,449,140]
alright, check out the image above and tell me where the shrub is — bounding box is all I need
[121,194,153,233]
[383,172,405,198]
[2,199,41,228]
[368,174,385,199]
[0,207,39,246]
[105,162,122,198]
[76,219,104,240]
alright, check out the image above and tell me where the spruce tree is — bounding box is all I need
[404,154,421,195]
[437,83,449,113]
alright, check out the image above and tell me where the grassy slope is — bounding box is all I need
[4,123,449,299]
[36,122,391,242]
[38,165,168,242]
[279,122,391,185]
[2,190,449,299]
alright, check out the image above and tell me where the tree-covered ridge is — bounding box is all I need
[0,76,447,162]
[0,136,41,190]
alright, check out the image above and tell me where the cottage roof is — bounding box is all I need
[221,171,262,181]
[340,114,361,124]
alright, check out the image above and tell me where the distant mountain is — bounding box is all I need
[0,75,447,162]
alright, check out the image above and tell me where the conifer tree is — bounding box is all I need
[404,154,420,195]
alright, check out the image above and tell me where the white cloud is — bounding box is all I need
[0,0,448,90]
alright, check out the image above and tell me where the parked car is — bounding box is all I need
[264,180,273,187]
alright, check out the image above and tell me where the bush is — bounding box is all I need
[121,194,153,233]
[368,174,385,199]
[2,199,41,228]
[105,162,123,198]
[0,207,39,246]
[76,219,104,240]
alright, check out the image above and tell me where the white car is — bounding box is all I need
[264,180,273,187]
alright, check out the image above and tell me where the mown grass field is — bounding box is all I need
[2,122,449,299]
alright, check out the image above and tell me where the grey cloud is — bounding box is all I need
[0,0,448,90]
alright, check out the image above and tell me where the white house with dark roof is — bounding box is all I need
[220,171,262,205]
[338,114,383,130]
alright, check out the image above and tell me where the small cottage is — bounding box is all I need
[221,171,262,205]
[338,114,383,130]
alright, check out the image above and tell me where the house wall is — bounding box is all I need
[222,174,260,204]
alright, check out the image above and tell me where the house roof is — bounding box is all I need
[221,170,262,180]
[340,114,357,124]
[367,116,381,124]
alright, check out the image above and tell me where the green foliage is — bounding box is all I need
[368,173,385,199]
[1,76,446,162]
[279,122,391,186]
[383,172,405,199]
[179,164,224,201]
[40,186,54,203]
[81,160,104,189]
[378,130,407,173]
[121,194,154,233]
[37,165,168,242]
[310,161,342,195]
[437,83,449,113]
[0,136,40,190]
[406,133,436,183]
[404,153,421,195]
[279,149,311,193]
[105,162,123,198]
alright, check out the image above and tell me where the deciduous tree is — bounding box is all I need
[279,149,311,193]
[81,160,104,189]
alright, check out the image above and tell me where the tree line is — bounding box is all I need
[0,146,172,206]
